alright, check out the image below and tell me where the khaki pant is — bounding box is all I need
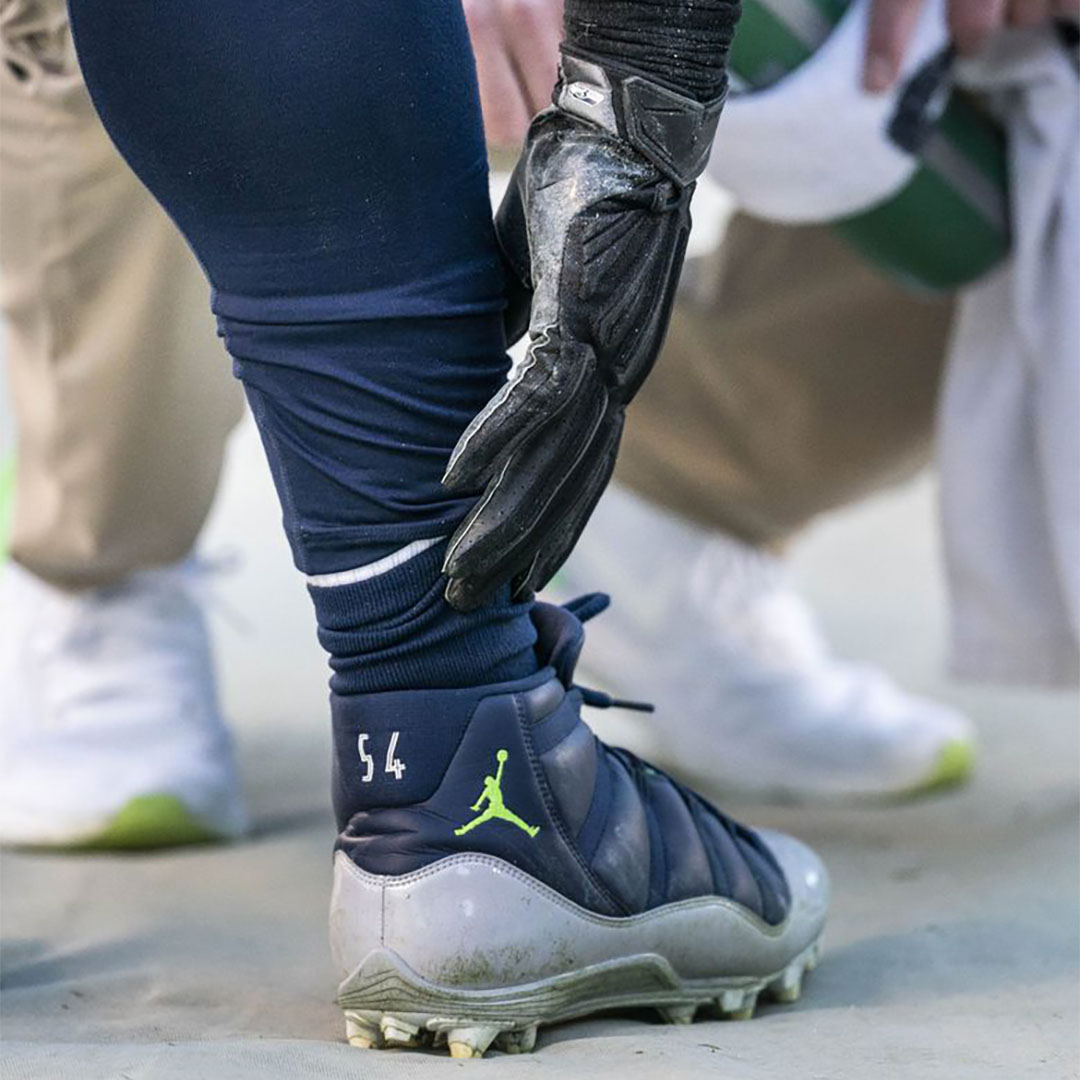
[0,0,953,588]
[617,214,956,547]
[0,0,242,590]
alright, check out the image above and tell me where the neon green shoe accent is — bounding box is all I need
[901,739,976,799]
[454,749,539,839]
[77,794,227,851]
[927,738,976,788]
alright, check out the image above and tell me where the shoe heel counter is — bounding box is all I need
[333,851,586,990]
[330,850,385,980]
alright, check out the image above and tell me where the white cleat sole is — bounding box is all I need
[338,938,823,1057]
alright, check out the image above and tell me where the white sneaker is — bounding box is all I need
[549,485,976,802]
[0,558,247,847]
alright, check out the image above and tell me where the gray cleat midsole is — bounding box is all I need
[331,831,828,1039]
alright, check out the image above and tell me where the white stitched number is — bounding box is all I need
[385,730,406,780]
[357,731,406,782]
[357,733,375,783]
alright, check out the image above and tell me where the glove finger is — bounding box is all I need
[444,377,605,581]
[451,405,620,610]
[443,557,510,612]
[516,409,624,599]
[442,381,607,609]
[442,336,595,492]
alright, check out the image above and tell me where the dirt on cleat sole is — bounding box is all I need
[338,939,822,1058]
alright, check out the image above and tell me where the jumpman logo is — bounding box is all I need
[454,749,539,838]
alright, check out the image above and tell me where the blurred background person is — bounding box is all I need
[0,0,247,847]
[553,224,973,803]
[467,0,1077,801]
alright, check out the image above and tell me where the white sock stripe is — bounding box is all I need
[305,536,445,588]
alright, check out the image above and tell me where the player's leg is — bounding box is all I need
[65,1,828,1053]
[0,0,244,847]
[616,215,953,540]
[68,0,538,700]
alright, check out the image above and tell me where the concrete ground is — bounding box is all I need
[1,416,1077,1080]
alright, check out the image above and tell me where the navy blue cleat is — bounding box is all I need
[329,596,829,1057]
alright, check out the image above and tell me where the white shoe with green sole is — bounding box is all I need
[0,558,246,849]
[553,485,976,803]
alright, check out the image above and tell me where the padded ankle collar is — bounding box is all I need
[331,668,561,827]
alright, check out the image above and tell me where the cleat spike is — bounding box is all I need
[770,963,804,1003]
[496,1025,538,1054]
[717,989,745,1015]
[344,1011,379,1049]
[659,1003,697,1025]
[727,990,758,1021]
[380,1015,421,1047]
[446,1025,500,1059]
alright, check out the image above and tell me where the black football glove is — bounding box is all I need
[441,52,726,611]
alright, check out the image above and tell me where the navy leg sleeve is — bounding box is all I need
[66,0,537,694]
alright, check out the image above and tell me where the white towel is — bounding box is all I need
[941,27,1079,687]
[710,0,949,221]
[710,10,1079,686]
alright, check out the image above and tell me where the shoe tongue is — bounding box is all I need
[530,602,586,688]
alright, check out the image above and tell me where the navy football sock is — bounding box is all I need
[311,542,537,696]
[68,0,539,697]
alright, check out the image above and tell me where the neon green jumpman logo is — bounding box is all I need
[454,749,539,838]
